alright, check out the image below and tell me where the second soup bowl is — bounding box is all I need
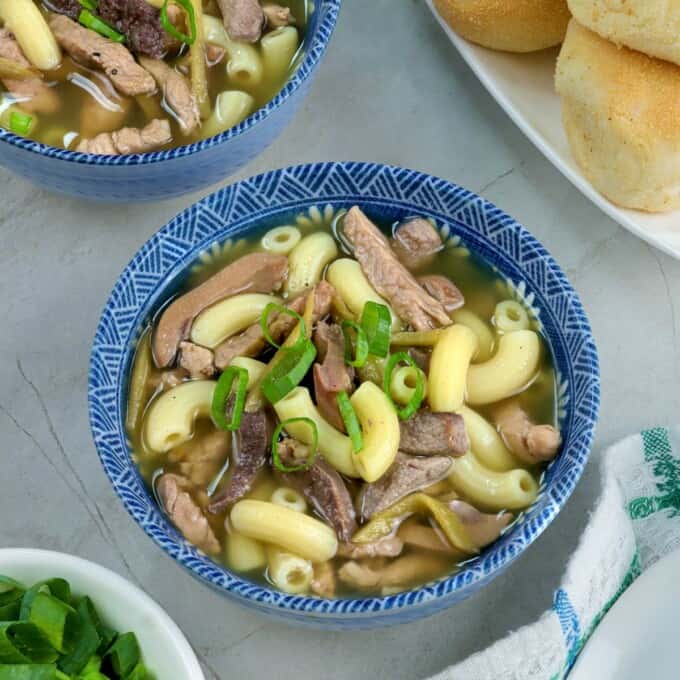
[89,161,599,628]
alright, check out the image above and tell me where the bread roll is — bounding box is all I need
[555,20,680,213]
[568,0,680,67]
[434,0,571,53]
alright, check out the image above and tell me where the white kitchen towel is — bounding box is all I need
[431,426,680,680]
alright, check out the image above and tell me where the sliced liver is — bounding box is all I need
[399,411,468,456]
[391,217,443,272]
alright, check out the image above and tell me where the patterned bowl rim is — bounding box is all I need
[0,0,341,167]
[88,161,600,620]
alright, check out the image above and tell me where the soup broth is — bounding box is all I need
[127,206,559,599]
[0,0,307,151]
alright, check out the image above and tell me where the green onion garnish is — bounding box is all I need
[26,593,80,655]
[272,418,318,472]
[261,339,316,404]
[336,392,363,452]
[161,0,197,46]
[78,9,126,43]
[341,320,369,368]
[260,303,306,351]
[360,301,391,357]
[78,0,98,10]
[0,622,57,664]
[103,632,140,678]
[8,112,33,136]
[211,366,249,431]
[383,352,425,420]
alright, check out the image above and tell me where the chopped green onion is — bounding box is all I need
[341,320,369,368]
[261,339,316,404]
[20,580,70,621]
[0,576,25,619]
[260,303,306,350]
[8,112,33,136]
[78,0,98,10]
[0,622,57,664]
[0,665,62,680]
[336,392,363,452]
[78,10,125,43]
[57,599,101,676]
[103,632,140,678]
[211,366,249,431]
[360,301,391,357]
[161,0,197,46]
[272,418,318,472]
[127,662,154,680]
[26,593,79,655]
[383,352,425,420]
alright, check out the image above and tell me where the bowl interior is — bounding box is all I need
[89,162,600,623]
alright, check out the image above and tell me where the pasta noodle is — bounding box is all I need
[390,365,428,406]
[225,531,267,572]
[261,26,300,82]
[494,300,530,334]
[450,308,495,362]
[271,486,307,513]
[229,357,267,390]
[267,547,313,594]
[457,405,518,472]
[201,90,255,138]
[285,232,338,296]
[231,500,338,562]
[261,226,301,255]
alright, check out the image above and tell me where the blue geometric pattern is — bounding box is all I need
[88,162,600,628]
[0,2,341,200]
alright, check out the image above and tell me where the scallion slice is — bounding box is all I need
[383,352,425,420]
[272,418,318,472]
[103,632,140,677]
[78,0,98,10]
[261,339,316,404]
[161,0,197,46]
[341,320,368,368]
[260,303,306,351]
[360,301,391,357]
[336,392,363,452]
[211,366,249,431]
[8,112,33,136]
[78,9,126,42]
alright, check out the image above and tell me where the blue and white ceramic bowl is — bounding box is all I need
[0,2,340,202]
[89,161,600,629]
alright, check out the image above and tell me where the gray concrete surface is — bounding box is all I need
[1,1,679,678]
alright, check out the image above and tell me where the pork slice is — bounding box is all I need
[408,347,431,374]
[157,474,220,554]
[214,324,266,371]
[399,411,468,456]
[391,218,443,272]
[343,207,450,331]
[279,452,358,542]
[218,0,265,42]
[172,430,230,486]
[208,411,270,512]
[263,4,295,27]
[448,500,512,548]
[153,252,288,368]
[337,537,403,559]
[418,274,464,313]
[76,118,171,154]
[313,322,354,431]
[311,561,336,598]
[178,341,215,379]
[138,57,200,134]
[206,43,226,65]
[0,30,59,114]
[49,15,156,96]
[359,453,453,520]
[97,0,169,58]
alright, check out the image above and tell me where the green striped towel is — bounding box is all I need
[431,427,680,679]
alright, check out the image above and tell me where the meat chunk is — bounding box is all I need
[492,400,562,464]
[448,500,513,548]
[398,520,460,555]
[218,0,265,42]
[279,449,358,542]
[399,411,468,456]
[338,554,449,591]
[157,474,220,554]
[338,537,403,559]
[178,341,215,379]
[417,275,464,313]
[409,347,431,374]
[213,280,335,370]
[138,57,200,135]
[313,322,354,431]
[343,207,450,331]
[206,43,226,65]
[76,118,172,154]
[263,4,295,27]
[153,252,288,368]
[170,430,230,486]
[0,30,59,114]
[49,15,156,96]
[98,0,170,58]
[359,453,453,520]
[391,218,443,272]
[208,411,271,512]
[311,562,336,598]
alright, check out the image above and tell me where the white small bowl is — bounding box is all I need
[0,548,205,679]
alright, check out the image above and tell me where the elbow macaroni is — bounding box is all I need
[143,380,215,453]
[261,226,302,255]
[428,325,478,412]
[225,530,267,572]
[267,547,313,594]
[190,293,281,348]
[390,365,427,406]
[231,500,338,562]
[449,451,538,511]
[229,357,267,390]
[451,308,495,363]
[457,405,518,472]
[273,387,358,477]
[285,232,338,296]
[261,26,300,82]
[0,0,62,71]
[466,330,541,405]
[271,486,307,513]
[201,90,255,138]
[350,382,400,483]
[494,300,530,334]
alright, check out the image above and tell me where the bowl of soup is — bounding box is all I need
[89,161,600,628]
[0,0,340,201]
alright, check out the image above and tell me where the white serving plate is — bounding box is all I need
[569,549,680,679]
[427,0,680,260]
